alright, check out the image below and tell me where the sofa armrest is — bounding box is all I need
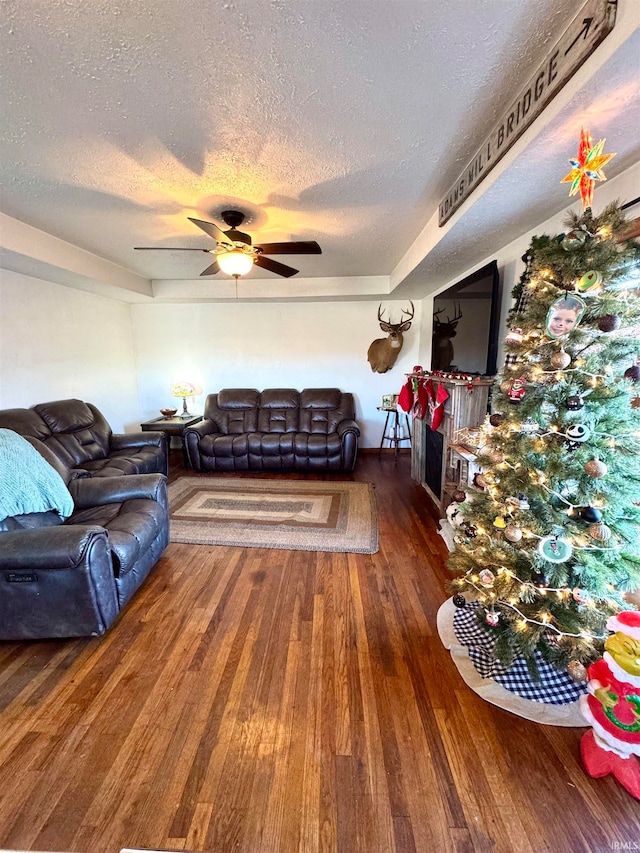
[184,421,219,439]
[337,419,361,438]
[0,524,108,570]
[69,473,167,509]
[0,525,120,640]
[111,431,167,450]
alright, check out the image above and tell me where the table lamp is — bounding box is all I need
[171,381,196,418]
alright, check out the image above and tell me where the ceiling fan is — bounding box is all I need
[134,210,322,278]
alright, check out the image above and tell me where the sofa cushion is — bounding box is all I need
[34,399,112,466]
[0,407,51,441]
[70,497,165,577]
[217,388,260,409]
[205,390,259,434]
[258,389,299,433]
[299,389,349,434]
[35,399,96,433]
[0,511,63,532]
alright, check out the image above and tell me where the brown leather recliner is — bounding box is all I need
[0,398,168,478]
[184,388,360,472]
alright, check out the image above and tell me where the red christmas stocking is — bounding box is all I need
[397,378,414,413]
[414,378,429,420]
[430,382,449,430]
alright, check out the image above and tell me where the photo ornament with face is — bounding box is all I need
[545,294,586,339]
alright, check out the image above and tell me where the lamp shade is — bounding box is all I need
[217,249,254,277]
[171,382,196,398]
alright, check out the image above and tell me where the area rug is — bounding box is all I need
[168,477,378,553]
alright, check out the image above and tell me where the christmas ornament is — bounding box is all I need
[508,377,527,404]
[580,506,602,523]
[567,660,588,683]
[576,270,603,295]
[565,424,590,449]
[504,525,523,543]
[488,448,505,463]
[499,379,513,394]
[473,473,487,490]
[520,417,540,434]
[538,535,573,563]
[452,594,467,608]
[561,127,616,209]
[506,493,530,511]
[452,489,467,503]
[479,569,496,587]
[561,229,588,251]
[597,313,621,332]
[465,524,478,539]
[585,459,608,478]
[485,609,500,627]
[573,587,590,604]
[489,413,504,427]
[565,394,585,411]
[492,516,507,530]
[589,522,612,543]
[580,611,640,801]
[550,349,571,369]
[624,364,640,384]
[445,502,465,528]
[505,328,524,344]
[545,294,586,340]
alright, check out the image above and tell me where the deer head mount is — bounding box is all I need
[367,302,414,373]
[431,302,462,370]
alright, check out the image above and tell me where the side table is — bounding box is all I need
[140,415,202,468]
[377,407,411,462]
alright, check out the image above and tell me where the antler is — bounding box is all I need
[377,304,387,323]
[402,301,415,321]
[448,301,462,323]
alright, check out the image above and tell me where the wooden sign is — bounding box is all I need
[438,0,617,226]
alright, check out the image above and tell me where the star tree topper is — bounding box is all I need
[562,127,616,209]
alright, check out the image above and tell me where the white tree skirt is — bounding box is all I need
[437,597,586,727]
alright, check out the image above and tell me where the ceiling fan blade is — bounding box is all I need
[200,260,220,276]
[255,241,321,255]
[254,256,299,278]
[188,217,230,243]
[134,247,211,251]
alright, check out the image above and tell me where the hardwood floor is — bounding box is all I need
[0,451,638,853]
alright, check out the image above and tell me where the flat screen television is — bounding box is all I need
[431,259,501,376]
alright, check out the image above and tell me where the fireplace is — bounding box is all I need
[410,376,493,515]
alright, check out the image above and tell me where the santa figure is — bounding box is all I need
[580,611,640,800]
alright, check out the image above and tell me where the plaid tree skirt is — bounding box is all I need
[453,602,587,705]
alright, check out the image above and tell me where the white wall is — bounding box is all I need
[0,270,139,432]
[130,300,421,447]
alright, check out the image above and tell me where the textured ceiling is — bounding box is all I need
[1,0,639,298]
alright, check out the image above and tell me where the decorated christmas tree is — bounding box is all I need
[448,131,640,686]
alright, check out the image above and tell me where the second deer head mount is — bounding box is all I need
[367,302,414,373]
[431,302,462,371]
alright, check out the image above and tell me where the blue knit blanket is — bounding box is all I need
[0,429,74,522]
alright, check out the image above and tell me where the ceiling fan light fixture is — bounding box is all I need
[217,248,254,278]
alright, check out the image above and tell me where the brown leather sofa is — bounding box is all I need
[184,388,359,472]
[0,398,168,478]
[0,438,169,641]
